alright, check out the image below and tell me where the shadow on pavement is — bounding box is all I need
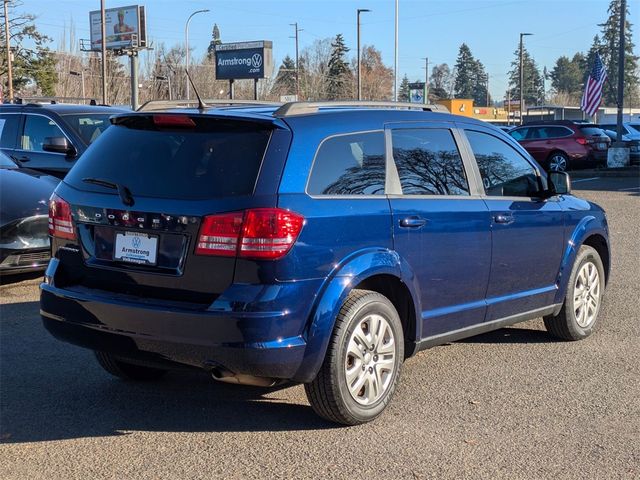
[0,301,336,444]
[457,326,554,344]
[0,270,43,286]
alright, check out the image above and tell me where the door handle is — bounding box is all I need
[399,216,427,228]
[494,213,514,225]
[13,155,30,162]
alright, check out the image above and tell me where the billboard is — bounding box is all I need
[214,41,273,80]
[89,5,146,50]
[408,82,425,104]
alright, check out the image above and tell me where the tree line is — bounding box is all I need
[1,0,637,108]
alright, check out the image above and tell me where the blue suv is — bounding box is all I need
[41,101,610,425]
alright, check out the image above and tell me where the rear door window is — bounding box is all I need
[390,128,470,195]
[543,126,572,138]
[65,116,273,199]
[307,131,385,195]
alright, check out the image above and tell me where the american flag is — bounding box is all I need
[581,54,607,117]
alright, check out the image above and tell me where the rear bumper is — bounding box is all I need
[40,262,320,382]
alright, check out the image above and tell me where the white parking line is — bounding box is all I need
[571,177,601,183]
[618,186,640,191]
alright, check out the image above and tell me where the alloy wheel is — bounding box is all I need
[344,313,397,406]
[573,261,601,328]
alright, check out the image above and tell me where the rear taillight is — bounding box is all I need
[196,208,304,260]
[48,193,76,240]
[575,137,588,145]
[195,212,244,257]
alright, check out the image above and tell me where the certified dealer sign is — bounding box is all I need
[215,41,273,80]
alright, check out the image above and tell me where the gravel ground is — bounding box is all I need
[1,177,639,479]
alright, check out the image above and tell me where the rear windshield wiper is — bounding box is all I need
[82,177,135,207]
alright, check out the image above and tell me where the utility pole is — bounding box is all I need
[357,9,370,101]
[423,57,429,104]
[486,73,489,107]
[519,32,532,125]
[100,0,107,104]
[3,0,13,102]
[290,23,302,99]
[393,0,398,101]
[616,0,626,143]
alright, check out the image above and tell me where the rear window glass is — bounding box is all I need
[65,116,272,200]
[307,131,385,195]
[578,126,607,136]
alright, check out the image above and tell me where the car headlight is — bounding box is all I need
[0,215,50,249]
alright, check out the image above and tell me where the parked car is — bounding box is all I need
[40,102,610,425]
[597,122,640,141]
[599,129,640,165]
[509,120,610,171]
[0,151,59,274]
[0,103,128,178]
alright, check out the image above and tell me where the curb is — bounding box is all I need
[568,167,640,178]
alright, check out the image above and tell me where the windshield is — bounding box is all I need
[61,113,114,145]
[65,116,273,200]
[0,151,16,168]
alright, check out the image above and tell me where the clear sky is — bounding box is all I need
[23,0,640,100]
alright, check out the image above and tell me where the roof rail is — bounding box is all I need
[273,100,449,117]
[137,99,282,112]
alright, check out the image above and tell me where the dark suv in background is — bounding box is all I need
[0,102,127,178]
[509,120,610,171]
[40,101,610,425]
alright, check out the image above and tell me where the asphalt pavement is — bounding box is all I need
[1,176,639,479]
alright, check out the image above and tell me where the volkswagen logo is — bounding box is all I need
[132,236,142,249]
[251,53,263,69]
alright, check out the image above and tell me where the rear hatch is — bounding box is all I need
[577,126,611,151]
[53,112,288,308]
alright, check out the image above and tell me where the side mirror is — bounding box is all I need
[42,136,75,156]
[549,171,571,195]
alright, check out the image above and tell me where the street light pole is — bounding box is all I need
[185,9,209,101]
[394,0,398,101]
[3,0,13,102]
[100,0,107,104]
[423,57,429,104]
[519,32,532,125]
[357,8,370,101]
[70,70,86,100]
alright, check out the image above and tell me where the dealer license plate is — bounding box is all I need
[114,232,158,265]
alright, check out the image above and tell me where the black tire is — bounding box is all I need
[543,245,605,341]
[94,351,168,381]
[305,289,404,425]
[547,151,569,172]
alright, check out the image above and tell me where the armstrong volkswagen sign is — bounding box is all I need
[214,41,273,80]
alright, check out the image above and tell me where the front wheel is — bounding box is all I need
[543,245,605,340]
[305,289,404,425]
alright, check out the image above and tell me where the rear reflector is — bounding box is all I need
[152,114,196,129]
[196,208,304,260]
[48,193,76,240]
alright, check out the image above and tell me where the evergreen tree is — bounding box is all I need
[453,44,489,106]
[207,24,221,61]
[508,45,545,106]
[327,34,352,99]
[453,44,476,99]
[398,74,410,102]
[597,0,638,106]
[550,54,584,98]
[273,55,297,95]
